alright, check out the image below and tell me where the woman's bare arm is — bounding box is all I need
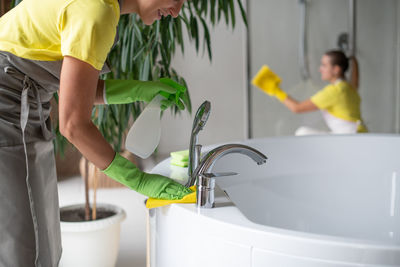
[59,56,115,170]
[282,96,319,113]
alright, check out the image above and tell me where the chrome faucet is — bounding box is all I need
[193,144,267,208]
[185,102,267,208]
[186,101,211,187]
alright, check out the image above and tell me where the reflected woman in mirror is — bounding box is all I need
[252,50,368,135]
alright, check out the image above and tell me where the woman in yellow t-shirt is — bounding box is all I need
[0,0,192,265]
[252,50,367,135]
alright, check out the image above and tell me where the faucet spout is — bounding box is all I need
[189,144,267,187]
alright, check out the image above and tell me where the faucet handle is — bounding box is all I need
[197,172,237,209]
[198,172,237,189]
[202,172,238,178]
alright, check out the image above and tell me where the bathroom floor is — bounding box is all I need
[58,176,149,267]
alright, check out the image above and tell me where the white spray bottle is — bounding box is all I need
[125,95,164,159]
[125,78,186,159]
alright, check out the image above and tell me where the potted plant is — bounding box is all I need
[10,0,247,266]
[59,160,127,267]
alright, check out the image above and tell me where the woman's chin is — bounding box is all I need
[140,16,156,25]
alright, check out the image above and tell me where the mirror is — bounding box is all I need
[249,0,399,137]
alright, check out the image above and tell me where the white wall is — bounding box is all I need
[357,0,399,132]
[156,9,248,156]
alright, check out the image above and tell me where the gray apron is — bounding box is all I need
[0,51,62,267]
[0,51,111,267]
[0,2,119,265]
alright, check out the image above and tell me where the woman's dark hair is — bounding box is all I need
[324,50,349,75]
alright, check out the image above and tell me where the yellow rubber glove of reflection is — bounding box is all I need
[252,65,287,102]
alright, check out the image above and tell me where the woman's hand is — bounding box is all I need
[251,65,287,102]
[103,153,192,199]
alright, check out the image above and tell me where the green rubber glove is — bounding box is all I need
[103,153,192,200]
[104,78,186,110]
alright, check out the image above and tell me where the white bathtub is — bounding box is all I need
[148,134,400,267]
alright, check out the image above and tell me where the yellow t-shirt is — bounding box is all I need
[310,80,367,133]
[0,0,120,70]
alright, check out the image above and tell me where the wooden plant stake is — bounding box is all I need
[92,165,98,220]
[84,158,91,221]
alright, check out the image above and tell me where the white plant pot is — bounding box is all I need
[59,203,126,267]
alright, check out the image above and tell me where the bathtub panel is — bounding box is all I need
[151,203,252,267]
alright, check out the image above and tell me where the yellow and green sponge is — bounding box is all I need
[170,149,189,167]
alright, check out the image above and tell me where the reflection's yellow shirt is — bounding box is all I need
[311,80,367,133]
[0,0,119,70]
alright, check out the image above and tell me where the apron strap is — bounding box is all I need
[4,66,53,140]
[4,66,44,266]
[33,81,54,140]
